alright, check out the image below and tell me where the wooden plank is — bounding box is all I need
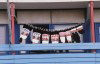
[10,43,100,51]
[0,53,99,64]
[96,62,100,64]
[0,58,96,63]
[1,62,97,64]
[96,58,100,61]
[0,44,11,51]
[8,62,96,64]
[26,62,96,64]
[96,54,100,57]
[0,43,100,51]
[0,53,97,60]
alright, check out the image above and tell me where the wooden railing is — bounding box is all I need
[0,43,100,64]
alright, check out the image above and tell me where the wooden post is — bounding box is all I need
[10,3,15,44]
[90,0,96,53]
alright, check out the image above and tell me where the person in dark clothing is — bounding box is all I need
[72,32,80,43]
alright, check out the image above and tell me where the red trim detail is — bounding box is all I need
[10,3,15,44]
[90,1,95,43]
[90,0,96,53]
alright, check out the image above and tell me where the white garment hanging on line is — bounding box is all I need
[20,28,30,40]
[42,34,50,44]
[59,32,66,43]
[51,34,59,44]
[32,32,41,44]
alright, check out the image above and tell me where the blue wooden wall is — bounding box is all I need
[0,43,100,64]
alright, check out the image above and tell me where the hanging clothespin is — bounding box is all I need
[70,28,77,33]
[77,25,83,31]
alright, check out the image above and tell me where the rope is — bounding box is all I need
[26,23,83,34]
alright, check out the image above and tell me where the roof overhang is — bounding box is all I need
[0,1,100,9]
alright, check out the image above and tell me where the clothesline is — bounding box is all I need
[19,24,83,43]
[25,23,83,34]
